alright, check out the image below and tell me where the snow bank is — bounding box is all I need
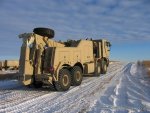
[89,63,150,112]
[130,63,137,75]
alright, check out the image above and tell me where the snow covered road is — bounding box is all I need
[0,62,150,113]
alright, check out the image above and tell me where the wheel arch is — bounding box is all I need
[55,62,83,81]
[74,62,83,73]
[61,64,71,69]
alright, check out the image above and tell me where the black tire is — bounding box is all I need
[54,69,71,91]
[33,27,55,38]
[71,66,83,86]
[101,59,107,74]
[33,81,43,88]
[95,62,101,76]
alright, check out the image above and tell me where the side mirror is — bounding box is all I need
[106,42,111,47]
[106,41,111,51]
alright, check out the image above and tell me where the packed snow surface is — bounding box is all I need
[0,62,150,113]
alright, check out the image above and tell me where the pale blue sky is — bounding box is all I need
[0,0,150,61]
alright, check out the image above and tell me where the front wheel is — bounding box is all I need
[54,69,71,91]
[94,62,101,76]
[101,60,107,74]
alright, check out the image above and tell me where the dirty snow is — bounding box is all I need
[0,70,18,74]
[0,62,150,113]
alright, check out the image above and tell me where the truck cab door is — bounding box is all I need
[93,41,102,58]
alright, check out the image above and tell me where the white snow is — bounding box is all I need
[0,62,150,113]
[88,63,150,113]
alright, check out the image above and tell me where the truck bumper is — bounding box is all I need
[18,73,53,85]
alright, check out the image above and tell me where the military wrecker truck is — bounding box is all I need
[18,28,111,91]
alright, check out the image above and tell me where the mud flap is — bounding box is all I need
[19,46,34,85]
[22,75,33,85]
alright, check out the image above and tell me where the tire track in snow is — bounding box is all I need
[0,89,50,108]
[8,63,125,113]
[0,62,125,113]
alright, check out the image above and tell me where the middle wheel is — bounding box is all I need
[71,66,83,86]
[54,69,71,91]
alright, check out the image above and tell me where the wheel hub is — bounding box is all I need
[62,75,69,86]
[76,71,81,81]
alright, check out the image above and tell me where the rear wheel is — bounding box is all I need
[33,81,43,88]
[54,69,71,91]
[71,66,83,86]
[101,59,107,74]
[33,27,55,38]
